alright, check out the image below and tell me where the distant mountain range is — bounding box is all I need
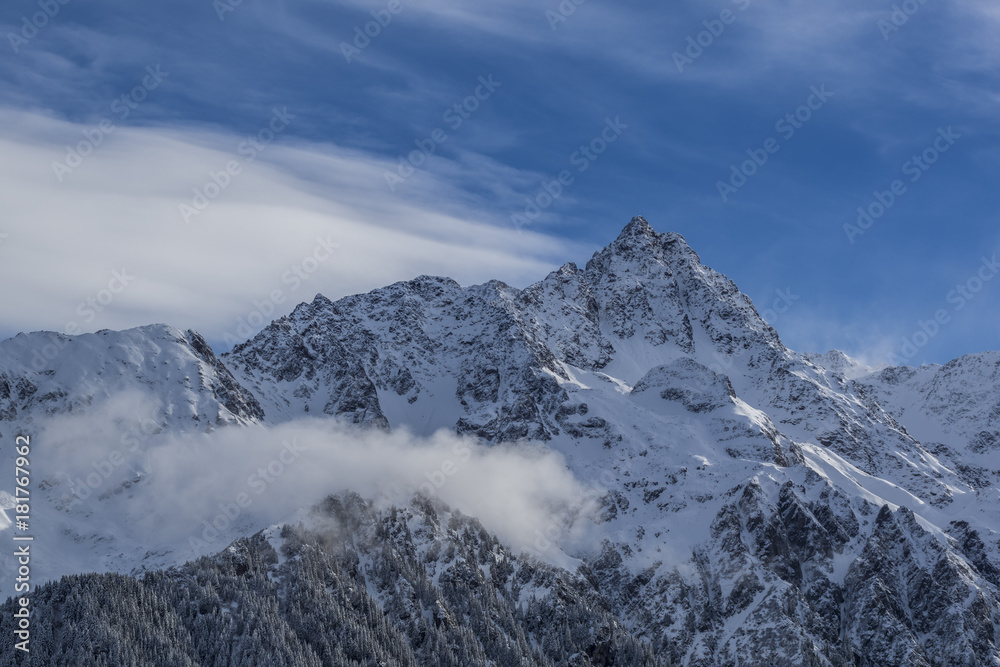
[4,217,1000,665]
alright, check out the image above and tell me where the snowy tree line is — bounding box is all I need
[1,493,671,666]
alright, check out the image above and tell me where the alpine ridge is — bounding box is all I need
[3,217,1000,666]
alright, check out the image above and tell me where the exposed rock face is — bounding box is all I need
[5,217,1000,664]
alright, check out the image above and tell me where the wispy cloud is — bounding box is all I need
[6,397,602,579]
[2,0,999,365]
[0,108,584,342]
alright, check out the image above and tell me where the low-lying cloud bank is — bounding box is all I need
[3,394,602,581]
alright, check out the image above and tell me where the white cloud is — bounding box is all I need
[5,400,603,580]
[0,108,580,343]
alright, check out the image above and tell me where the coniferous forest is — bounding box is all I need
[2,494,669,666]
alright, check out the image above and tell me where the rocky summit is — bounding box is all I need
[4,217,1000,666]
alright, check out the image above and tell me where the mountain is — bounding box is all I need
[859,352,1000,476]
[4,217,1000,665]
[2,494,667,667]
[0,324,263,435]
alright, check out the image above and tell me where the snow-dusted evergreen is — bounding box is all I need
[4,217,1000,665]
[1,494,664,667]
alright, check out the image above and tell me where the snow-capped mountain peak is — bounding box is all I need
[0,323,263,436]
[4,218,1000,664]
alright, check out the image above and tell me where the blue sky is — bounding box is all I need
[0,0,998,366]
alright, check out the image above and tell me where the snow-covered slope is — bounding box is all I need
[0,324,263,436]
[802,350,873,381]
[3,217,1000,664]
[0,325,267,579]
[859,352,1000,470]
